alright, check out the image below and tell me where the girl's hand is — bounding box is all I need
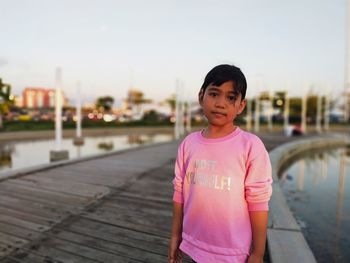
[247,253,263,263]
[168,236,183,263]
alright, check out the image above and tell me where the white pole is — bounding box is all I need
[301,85,307,134]
[175,79,180,139]
[246,98,252,131]
[181,81,186,136]
[316,92,322,133]
[254,76,263,133]
[186,94,192,134]
[284,90,290,131]
[254,95,260,133]
[55,67,63,151]
[178,81,182,137]
[324,85,330,132]
[267,90,273,132]
[76,81,82,138]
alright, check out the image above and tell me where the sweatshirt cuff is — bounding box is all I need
[173,191,184,204]
[247,202,269,211]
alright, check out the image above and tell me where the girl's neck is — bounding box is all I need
[202,125,237,139]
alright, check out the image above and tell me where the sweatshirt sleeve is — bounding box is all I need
[172,141,186,204]
[244,139,273,211]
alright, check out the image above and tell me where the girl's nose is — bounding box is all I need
[215,95,226,108]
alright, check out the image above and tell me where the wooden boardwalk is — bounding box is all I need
[0,133,299,263]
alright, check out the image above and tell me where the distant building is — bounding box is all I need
[122,88,150,120]
[13,95,23,107]
[22,87,68,108]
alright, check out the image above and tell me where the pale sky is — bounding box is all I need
[0,0,347,105]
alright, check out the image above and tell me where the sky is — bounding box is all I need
[0,0,347,106]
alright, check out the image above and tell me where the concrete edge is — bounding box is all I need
[267,134,350,263]
[0,139,179,182]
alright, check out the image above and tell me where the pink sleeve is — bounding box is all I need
[172,141,185,203]
[245,140,273,211]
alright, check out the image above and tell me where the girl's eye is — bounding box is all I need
[209,92,218,97]
[227,96,236,102]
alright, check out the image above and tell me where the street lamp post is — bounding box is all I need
[316,93,322,133]
[267,90,273,132]
[74,81,84,145]
[50,67,69,162]
[175,79,180,139]
[324,87,330,132]
[301,83,308,134]
[254,95,260,133]
[246,98,252,131]
[284,90,290,132]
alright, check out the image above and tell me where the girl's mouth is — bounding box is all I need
[212,111,226,117]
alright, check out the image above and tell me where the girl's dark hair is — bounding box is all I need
[200,64,247,100]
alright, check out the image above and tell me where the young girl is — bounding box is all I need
[168,64,273,263]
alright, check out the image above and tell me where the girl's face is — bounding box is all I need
[199,81,246,129]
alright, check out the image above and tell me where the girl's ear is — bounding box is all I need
[198,90,204,105]
[237,99,247,114]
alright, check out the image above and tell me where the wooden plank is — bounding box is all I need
[0,257,20,263]
[126,184,173,199]
[0,231,29,258]
[100,156,170,170]
[9,245,96,263]
[0,222,40,241]
[59,162,123,174]
[63,158,135,169]
[37,236,142,263]
[117,192,171,203]
[0,180,89,205]
[129,179,173,188]
[85,203,172,228]
[0,243,15,258]
[82,209,170,238]
[60,163,147,179]
[0,232,29,249]
[141,171,174,182]
[102,200,172,217]
[60,217,168,254]
[0,199,82,222]
[48,229,167,263]
[41,169,125,187]
[5,252,58,263]
[0,190,78,218]
[0,206,56,227]
[0,195,72,219]
[6,177,109,199]
[61,159,147,171]
[106,195,171,212]
[0,214,50,232]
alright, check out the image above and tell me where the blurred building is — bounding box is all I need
[122,88,151,120]
[13,96,22,107]
[22,87,68,108]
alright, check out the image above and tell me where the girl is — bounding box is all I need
[168,64,273,263]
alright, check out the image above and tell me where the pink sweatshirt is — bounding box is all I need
[172,127,273,263]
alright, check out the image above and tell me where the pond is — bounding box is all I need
[280,147,350,263]
[0,133,174,173]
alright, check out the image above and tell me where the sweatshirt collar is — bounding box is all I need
[197,127,241,144]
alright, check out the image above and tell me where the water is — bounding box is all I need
[0,133,173,173]
[280,147,350,263]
